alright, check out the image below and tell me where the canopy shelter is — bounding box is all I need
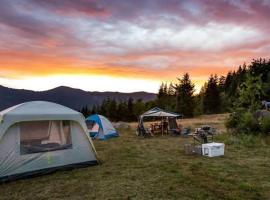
[140,107,181,118]
[0,101,98,182]
[137,107,181,136]
[86,114,118,140]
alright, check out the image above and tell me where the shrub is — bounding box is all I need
[226,110,260,134]
[238,112,260,134]
[260,117,270,134]
[225,110,244,129]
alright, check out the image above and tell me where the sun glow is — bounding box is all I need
[0,75,160,93]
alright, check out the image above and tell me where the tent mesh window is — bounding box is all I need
[86,121,96,130]
[20,120,72,155]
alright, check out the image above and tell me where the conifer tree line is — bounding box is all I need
[80,58,270,122]
[80,97,156,122]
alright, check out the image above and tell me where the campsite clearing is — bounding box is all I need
[1,114,270,200]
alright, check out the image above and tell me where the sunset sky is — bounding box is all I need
[0,0,270,93]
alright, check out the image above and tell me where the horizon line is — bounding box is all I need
[0,84,158,94]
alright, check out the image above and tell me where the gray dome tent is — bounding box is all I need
[0,101,98,182]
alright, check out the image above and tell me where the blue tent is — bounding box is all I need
[86,114,119,140]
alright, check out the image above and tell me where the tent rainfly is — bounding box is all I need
[0,101,98,182]
[137,107,181,136]
[86,114,118,140]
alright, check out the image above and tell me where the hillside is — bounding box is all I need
[0,85,156,111]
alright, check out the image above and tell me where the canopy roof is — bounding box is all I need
[140,107,180,118]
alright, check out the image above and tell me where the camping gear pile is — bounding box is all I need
[193,125,215,144]
[136,107,182,137]
[184,125,224,157]
[0,101,98,182]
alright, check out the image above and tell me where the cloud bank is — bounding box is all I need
[0,0,269,91]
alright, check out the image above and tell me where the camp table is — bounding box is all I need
[150,123,162,135]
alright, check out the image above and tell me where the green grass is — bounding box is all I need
[1,118,270,200]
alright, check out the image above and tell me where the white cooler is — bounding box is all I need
[202,142,225,157]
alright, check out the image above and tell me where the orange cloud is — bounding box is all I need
[0,48,246,84]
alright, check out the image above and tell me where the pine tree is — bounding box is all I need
[218,75,226,92]
[127,98,136,121]
[163,83,168,96]
[117,101,126,121]
[134,99,146,118]
[168,82,175,96]
[108,98,117,121]
[157,82,169,109]
[175,73,195,117]
[80,106,90,117]
[203,74,221,114]
[224,71,232,93]
[157,82,166,99]
[99,97,110,116]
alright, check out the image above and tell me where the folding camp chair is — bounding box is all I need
[136,124,153,137]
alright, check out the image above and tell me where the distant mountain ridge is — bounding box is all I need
[0,85,156,111]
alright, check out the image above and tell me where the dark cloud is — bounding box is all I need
[28,0,107,17]
[19,0,270,33]
[200,0,270,30]
[0,1,51,38]
[2,0,270,35]
[0,0,87,54]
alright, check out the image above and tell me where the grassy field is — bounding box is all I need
[1,114,270,200]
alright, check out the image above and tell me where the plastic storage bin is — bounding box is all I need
[202,142,225,157]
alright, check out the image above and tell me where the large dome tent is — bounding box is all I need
[0,101,98,182]
[86,114,119,140]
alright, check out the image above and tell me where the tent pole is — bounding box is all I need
[162,116,163,136]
